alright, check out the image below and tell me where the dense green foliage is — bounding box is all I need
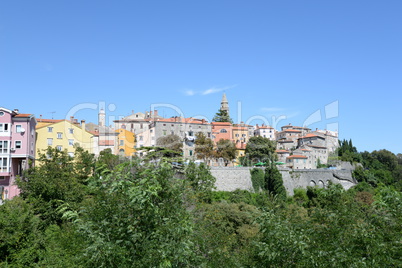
[0,144,400,267]
[215,139,237,166]
[212,109,233,123]
[245,136,277,165]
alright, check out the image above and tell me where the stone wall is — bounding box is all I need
[210,167,357,195]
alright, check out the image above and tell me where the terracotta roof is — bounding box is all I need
[232,127,248,130]
[14,113,33,118]
[211,122,232,126]
[300,133,320,138]
[284,129,302,133]
[36,119,63,123]
[287,155,308,159]
[276,150,290,153]
[257,126,274,129]
[156,117,209,124]
[301,149,312,151]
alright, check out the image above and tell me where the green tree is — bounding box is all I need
[156,134,183,153]
[215,139,236,166]
[194,132,214,162]
[18,147,90,225]
[264,164,286,200]
[212,109,233,123]
[245,136,277,164]
[63,161,195,267]
[185,161,216,202]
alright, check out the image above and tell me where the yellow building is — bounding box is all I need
[116,128,136,156]
[36,118,94,158]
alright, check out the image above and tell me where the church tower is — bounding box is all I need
[220,92,229,114]
[99,108,106,127]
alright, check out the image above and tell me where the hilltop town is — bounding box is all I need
[0,94,340,199]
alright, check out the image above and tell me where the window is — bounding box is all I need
[242,134,246,137]
[120,140,124,146]
[48,127,53,132]
[171,131,174,135]
[0,141,9,153]
[57,132,62,139]
[15,141,22,149]
[0,157,9,172]
[16,125,22,133]
[69,128,74,134]
[220,129,227,133]
[68,139,74,146]
[140,123,143,129]
[47,138,53,145]
[235,134,239,137]
[56,145,62,151]
[0,123,9,132]
[0,111,3,116]
[208,132,211,138]
[139,136,143,141]
[188,131,194,136]
[189,150,193,156]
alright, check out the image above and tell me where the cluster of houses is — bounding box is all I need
[0,94,338,201]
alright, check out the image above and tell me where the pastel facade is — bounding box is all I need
[211,122,232,144]
[286,155,309,169]
[0,108,36,202]
[254,125,276,140]
[116,128,136,156]
[150,117,212,159]
[36,118,94,158]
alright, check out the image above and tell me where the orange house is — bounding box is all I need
[211,122,232,144]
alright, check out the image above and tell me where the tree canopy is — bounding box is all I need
[245,136,277,164]
[212,109,233,123]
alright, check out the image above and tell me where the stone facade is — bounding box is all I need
[210,166,357,195]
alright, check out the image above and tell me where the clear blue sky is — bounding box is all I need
[1,0,401,153]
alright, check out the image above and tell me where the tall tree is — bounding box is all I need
[245,136,277,164]
[215,139,236,166]
[156,134,183,153]
[212,109,233,123]
[264,164,286,200]
[194,132,214,162]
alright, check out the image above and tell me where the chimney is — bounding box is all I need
[40,115,42,122]
[70,116,74,123]
[201,119,205,124]
[13,109,19,114]
[81,120,86,130]
[81,120,86,145]
[154,110,158,117]
[74,119,78,124]
[256,124,259,128]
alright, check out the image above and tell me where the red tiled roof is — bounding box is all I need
[156,117,209,124]
[301,149,312,151]
[276,150,290,153]
[14,113,33,118]
[37,119,63,123]
[211,121,232,126]
[284,129,302,133]
[300,133,319,138]
[287,155,308,159]
[257,126,274,129]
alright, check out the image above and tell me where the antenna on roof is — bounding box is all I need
[49,111,56,119]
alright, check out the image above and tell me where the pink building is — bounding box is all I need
[0,107,36,202]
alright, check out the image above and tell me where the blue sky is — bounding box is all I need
[1,0,401,153]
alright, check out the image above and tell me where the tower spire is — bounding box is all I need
[220,92,229,114]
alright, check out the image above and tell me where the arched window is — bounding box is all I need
[220,129,227,133]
